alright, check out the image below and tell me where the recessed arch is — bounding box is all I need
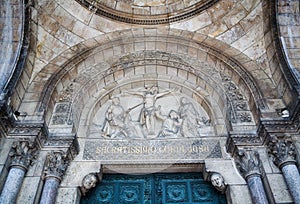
[30,30,272,114]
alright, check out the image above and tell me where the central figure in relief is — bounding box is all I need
[96,86,211,139]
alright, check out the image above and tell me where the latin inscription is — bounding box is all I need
[83,139,222,163]
[96,145,209,154]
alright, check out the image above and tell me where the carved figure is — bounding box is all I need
[210,173,226,193]
[126,86,172,134]
[81,173,98,195]
[102,97,131,138]
[178,97,209,137]
[159,110,183,137]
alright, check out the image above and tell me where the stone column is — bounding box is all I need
[235,149,269,204]
[39,151,69,204]
[0,140,38,203]
[268,136,300,203]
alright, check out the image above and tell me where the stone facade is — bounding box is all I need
[0,0,300,203]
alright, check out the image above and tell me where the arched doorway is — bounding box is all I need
[81,172,226,203]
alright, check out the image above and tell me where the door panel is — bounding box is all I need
[81,173,226,204]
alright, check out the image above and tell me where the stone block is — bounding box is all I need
[56,187,80,204]
[0,139,13,165]
[16,177,42,204]
[256,147,272,174]
[267,173,293,203]
[61,161,101,187]
[228,185,252,204]
[0,165,8,193]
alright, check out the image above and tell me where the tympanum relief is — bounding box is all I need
[90,86,212,139]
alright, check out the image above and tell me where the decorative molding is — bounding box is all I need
[221,74,253,124]
[37,133,79,158]
[235,149,262,179]
[268,135,296,168]
[75,0,219,25]
[44,151,69,181]
[226,133,262,154]
[9,140,39,171]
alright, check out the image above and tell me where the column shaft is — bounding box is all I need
[246,175,269,204]
[281,164,300,203]
[39,177,60,204]
[0,167,26,203]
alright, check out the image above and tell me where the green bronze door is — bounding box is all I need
[81,173,227,204]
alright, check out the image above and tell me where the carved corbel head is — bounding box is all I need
[80,172,102,196]
[209,172,227,193]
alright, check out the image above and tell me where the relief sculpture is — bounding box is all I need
[93,86,211,139]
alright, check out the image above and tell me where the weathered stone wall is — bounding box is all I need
[0,0,24,96]
[277,0,300,80]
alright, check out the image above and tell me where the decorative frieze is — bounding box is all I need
[268,136,296,168]
[226,134,262,154]
[75,0,219,25]
[9,140,39,170]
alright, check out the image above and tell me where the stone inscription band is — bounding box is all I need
[83,139,221,163]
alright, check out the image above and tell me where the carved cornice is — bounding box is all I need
[235,149,263,179]
[262,119,299,134]
[226,133,263,154]
[75,0,219,25]
[268,136,296,168]
[44,151,69,181]
[37,132,79,159]
[9,140,39,171]
[6,120,79,160]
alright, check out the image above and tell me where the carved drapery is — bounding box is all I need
[235,149,269,204]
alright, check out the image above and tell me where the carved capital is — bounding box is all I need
[268,136,296,168]
[235,149,262,179]
[44,151,69,181]
[9,140,39,170]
